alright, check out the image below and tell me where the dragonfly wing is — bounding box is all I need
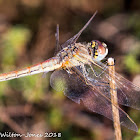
[50,69,87,103]
[54,24,61,53]
[50,68,138,131]
[114,72,140,110]
[87,61,140,110]
[61,11,97,49]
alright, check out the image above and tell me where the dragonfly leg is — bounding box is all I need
[64,67,74,75]
[80,63,88,77]
[61,60,74,75]
[80,64,91,85]
[89,62,108,78]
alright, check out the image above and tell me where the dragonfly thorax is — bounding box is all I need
[56,44,79,62]
[88,40,108,62]
[56,43,92,68]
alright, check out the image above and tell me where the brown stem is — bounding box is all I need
[108,58,122,140]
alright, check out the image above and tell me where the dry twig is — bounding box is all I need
[108,58,122,140]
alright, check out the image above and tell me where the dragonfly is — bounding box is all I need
[0,11,140,132]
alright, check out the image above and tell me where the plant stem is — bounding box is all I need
[108,58,122,140]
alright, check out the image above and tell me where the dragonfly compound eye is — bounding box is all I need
[90,40,99,59]
[102,42,107,48]
[89,40,108,61]
[98,42,107,55]
[90,40,98,49]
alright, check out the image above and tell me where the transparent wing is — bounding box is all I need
[50,67,138,131]
[55,24,61,53]
[61,11,97,49]
[85,61,140,110]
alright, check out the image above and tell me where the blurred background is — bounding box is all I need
[0,0,140,140]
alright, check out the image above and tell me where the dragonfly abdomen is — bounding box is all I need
[0,57,61,82]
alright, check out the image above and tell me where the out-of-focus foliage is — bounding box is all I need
[129,14,140,38]
[124,47,140,74]
[134,129,140,140]
[1,26,31,71]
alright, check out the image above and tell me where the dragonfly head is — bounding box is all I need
[88,40,108,62]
